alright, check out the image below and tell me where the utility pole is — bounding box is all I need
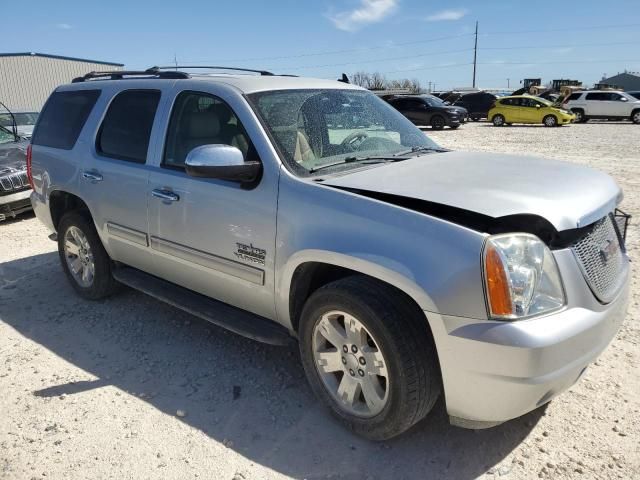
[507,78,510,89]
[472,21,478,88]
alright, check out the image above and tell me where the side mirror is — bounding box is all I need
[185,145,261,184]
[535,104,542,108]
[620,97,628,102]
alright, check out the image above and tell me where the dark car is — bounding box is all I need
[453,91,498,121]
[386,95,467,130]
[627,91,640,100]
[0,125,31,221]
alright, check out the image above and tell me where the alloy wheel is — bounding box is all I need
[64,226,95,288]
[312,310,389,417]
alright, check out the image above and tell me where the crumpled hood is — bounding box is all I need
[322,151,621,232]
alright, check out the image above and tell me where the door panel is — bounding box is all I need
[78,85,168,273]
[146,88,279,320]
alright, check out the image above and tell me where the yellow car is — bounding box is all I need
[488,95,575,127]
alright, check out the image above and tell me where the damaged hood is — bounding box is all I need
[322,151,621,232]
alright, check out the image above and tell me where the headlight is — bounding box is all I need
[483,233,565,320]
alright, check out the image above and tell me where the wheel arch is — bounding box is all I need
[279,250,438,335]
[49,190,92,231]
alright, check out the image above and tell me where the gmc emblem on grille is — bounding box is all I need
[599,239,619,263]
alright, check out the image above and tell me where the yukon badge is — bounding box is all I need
[235,242,266,266]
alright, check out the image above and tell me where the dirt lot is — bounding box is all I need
[1,121,638,480]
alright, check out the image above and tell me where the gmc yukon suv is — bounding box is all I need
[29,67,630,440]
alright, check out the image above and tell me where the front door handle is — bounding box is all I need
[151,189,180,202]
[82,171,103,182]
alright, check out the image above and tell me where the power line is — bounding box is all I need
[483,40,640,50]
[482,22,640,36]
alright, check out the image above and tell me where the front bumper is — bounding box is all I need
[0,188,32,221]
[429,247,630,427]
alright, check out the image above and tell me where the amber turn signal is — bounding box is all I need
[484,244,513,317]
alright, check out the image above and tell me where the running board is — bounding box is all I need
[113,267,294,346]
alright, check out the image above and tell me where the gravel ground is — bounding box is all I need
[1,121,638,480]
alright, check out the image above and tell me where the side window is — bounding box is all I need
[586,92,605,101]
[32,90,100,150]
[163,91,256,169]
[568,93,582,101]
[608,93,623,101]
[500,98,512,106]
[97,90,160,163]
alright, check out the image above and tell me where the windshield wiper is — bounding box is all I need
[309,157,397,173]
[392,146,448,157]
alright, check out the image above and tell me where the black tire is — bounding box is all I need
[470,115,480,122]
[450,125,460,130]
[430,116,445,130]
[571,109,587,123]
[299,276,441,440]
[631,110,640,125]
[58,212,117,300]
[492,114,505,127]
[543,115,558,127]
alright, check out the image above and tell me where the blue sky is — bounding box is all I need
[3,0,640,90]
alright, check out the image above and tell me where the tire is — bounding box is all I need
[571,109,587,123]
[450,125,460,130]
[299,276,441,440]
[57,212,117,300]
[470,115,480,122]
[430,116,445,130]
[632,110,640,124]
[543,115,558,127]
[492,114,505,126]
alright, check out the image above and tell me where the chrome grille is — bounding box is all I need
[571,214,626,303]
[0,167,29,194]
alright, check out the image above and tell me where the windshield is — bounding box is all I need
[422,95,444,107]
[248,89,440,175]
[0,126,14,144]
[0,112,39,127]
[534,97,552,106]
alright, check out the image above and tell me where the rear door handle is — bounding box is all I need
[151,189,180,202]
[82,171,103,182]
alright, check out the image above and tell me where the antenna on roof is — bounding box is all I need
[338,73,350,84]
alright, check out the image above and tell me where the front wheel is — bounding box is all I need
[58,212,117,300]
[299,276,441,440]
[430,115,445,130]
[543,115,558,127]
[492,114,505,126]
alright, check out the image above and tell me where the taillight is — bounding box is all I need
[26,144,34,189]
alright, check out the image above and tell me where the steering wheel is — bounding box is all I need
[341,130,369,151]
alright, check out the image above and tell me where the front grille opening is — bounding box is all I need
[571,214,626,303]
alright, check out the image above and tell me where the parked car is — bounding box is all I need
[488,95,575,127]
[453,91,497,121]
[0,125,31,221]
[0,110,39,138]
[385,94,467,129]
[564,90,640,124]
[29,67,630,440]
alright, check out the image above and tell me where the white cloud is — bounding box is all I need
[426,8,468,22]
[328,0,398,32]
[56,23,72,30]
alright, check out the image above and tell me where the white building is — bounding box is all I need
[0,52,123,111]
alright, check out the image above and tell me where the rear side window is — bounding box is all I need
[32,90,100,150]
[568,93,582,101]
[97,90,160,163]
[586,92,606,101]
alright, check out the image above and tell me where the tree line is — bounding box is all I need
[349,71,423,94]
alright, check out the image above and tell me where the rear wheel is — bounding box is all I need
[58,212,117,300]
[492,114,505,126]
[543,115,558,127]
[299,276,441,440]
[571,109,587,123]
[632,110,640,124]
[430,115,445,130]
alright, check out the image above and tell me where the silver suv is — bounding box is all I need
[29,67,630,440]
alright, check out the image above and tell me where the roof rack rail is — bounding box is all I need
[72,67,190,83]
[152,65,274,76]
